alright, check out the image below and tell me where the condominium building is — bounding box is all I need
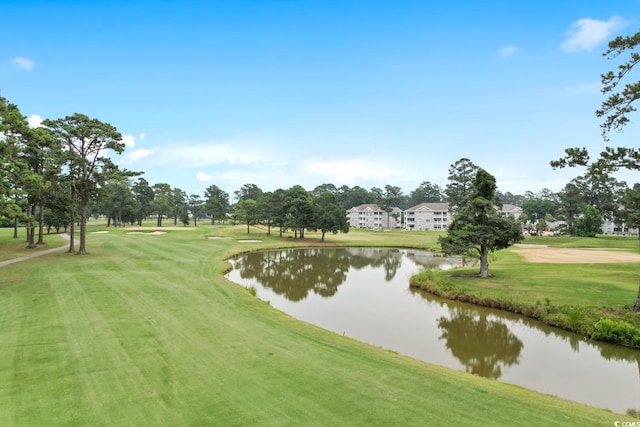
[404,202,522,231]
[346,204,402,229]
[404,203,452,231]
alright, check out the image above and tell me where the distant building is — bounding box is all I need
[601,218,639,235]
[403,202,522,231]
[347,204,402,229]
[404,203,452,231]
[499,204,523,220]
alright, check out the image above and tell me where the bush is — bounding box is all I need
[592,318,640,347]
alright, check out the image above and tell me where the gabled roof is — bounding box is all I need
[501,204,522,213]
[348,204,380,212]
[348,204,401,213]
[405,202,450,212]
[405,202,523,213]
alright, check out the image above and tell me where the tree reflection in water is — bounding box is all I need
[233,248,406,301]
[438,307,523,379]
[234,248,349,301]
[230,248,640,414]
[598,344,640,418]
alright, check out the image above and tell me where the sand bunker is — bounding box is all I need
[207,236,232,240]
[513,244,640,264]
[126,227,195,231]
[91,231,110,234]
[127,231,166,235]
[237,239,262,243]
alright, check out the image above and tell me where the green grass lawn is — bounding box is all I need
[0,225,633,425]
[411,233,640,348]
[0,230,69,262]
[436,248,639,308]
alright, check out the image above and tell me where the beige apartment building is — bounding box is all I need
[346,204,402,229]
[404,202,522,231]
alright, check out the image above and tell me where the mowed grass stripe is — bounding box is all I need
[50,247,187,425]
[0,227,631,425]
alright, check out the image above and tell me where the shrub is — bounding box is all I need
[592,318,640,347]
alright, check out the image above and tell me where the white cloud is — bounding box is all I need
[151,142,265,167]
[28,114,43,128]
[499,45,519,58]
[196,172,214,182]
[304,158,395,185]
[11,57,34,71]
[121,134,136,147]
[122,148,152,162]
[139,132,146,141]
[554,80,600,97]
[561,15,629,53]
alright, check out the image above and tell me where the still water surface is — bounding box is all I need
[226,247,640,415]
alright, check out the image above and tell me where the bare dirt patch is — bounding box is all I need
[513,244,640,263]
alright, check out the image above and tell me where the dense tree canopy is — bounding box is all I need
[445,158,479,209]
[0,97,30,226]
[44,114,130,254]
[313,192,349,241]
[4,88,640,252]
[408,181,444,206]
[204,184,229,225]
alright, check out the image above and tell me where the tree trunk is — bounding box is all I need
[37,204,45,245]
[68,207,75,253]
[26,206,36,249]
[633,281,640,313]
[479,245,490,278]
[246,221,250,234]
[27,223,36,248]
[78,202,88,254]
[321,231,326,242]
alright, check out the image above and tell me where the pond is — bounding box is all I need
[226,247,640,415]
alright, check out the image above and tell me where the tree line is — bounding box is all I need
[3,27,640,252]
[0,93,638,255]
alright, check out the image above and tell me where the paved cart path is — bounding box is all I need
[0,234,70,267]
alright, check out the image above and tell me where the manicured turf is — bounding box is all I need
[417,237,640,308]
[0,225,632,425]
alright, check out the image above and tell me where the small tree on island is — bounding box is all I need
[439,168,524,278]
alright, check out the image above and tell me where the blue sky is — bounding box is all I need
[2,1,639,198]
